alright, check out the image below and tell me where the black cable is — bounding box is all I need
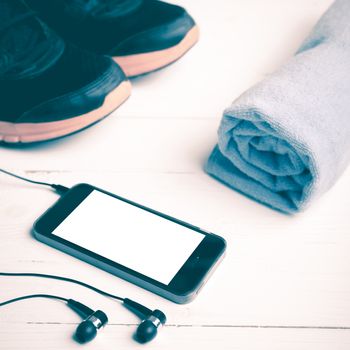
[0,294,68,308]
[0,272,125,302]
[0,168,69,194]
[0,168,52,187]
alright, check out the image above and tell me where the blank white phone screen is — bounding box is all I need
[52,190,205,285]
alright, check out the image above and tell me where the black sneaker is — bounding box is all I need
[25,0,199,77]
[0,0,131,143]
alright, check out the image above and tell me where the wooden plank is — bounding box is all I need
[0,118,218,172]
[1,324,350,350]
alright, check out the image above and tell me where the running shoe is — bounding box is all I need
[26,0,199,77]
[0,0,131,143]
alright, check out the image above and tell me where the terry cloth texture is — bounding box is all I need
[206,0,350,214]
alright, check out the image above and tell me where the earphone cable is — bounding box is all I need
[0,168,69,194]
[0,294,68,308]
[0,272,125,302]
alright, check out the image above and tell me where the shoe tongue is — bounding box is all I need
[0,1,64,79]
[65,0,143,19]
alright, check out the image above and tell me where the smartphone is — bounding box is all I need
[33,183,226,304]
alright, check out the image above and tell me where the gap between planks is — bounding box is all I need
[20,323,350,330]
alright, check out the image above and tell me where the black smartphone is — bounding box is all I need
[33,183,226,304]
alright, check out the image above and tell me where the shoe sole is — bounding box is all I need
[0,80,131,144]
[113,25,199,77]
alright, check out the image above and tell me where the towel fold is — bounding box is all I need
[206,0,350,213]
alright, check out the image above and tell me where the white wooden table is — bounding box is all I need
[2,1,350,349]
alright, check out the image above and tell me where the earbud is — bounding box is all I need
[136,309,167,343]
[123,298,167,343]
[75,310,108,343]
[67,299,108,343]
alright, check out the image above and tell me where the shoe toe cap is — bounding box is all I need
[18,60,126,124]
[111,7,196,56]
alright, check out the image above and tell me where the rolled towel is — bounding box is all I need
[205,0,350,214]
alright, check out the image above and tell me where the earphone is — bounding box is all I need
[123,298,167,343]
[0,272,167,344]
[70,297,166,343]
[67,299,109,343]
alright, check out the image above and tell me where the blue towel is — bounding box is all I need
[206,0,350,214]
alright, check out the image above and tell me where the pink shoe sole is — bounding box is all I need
[113,26,199,77]
[0,81,131,143]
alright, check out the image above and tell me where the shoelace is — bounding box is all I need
[0,10,60,79]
